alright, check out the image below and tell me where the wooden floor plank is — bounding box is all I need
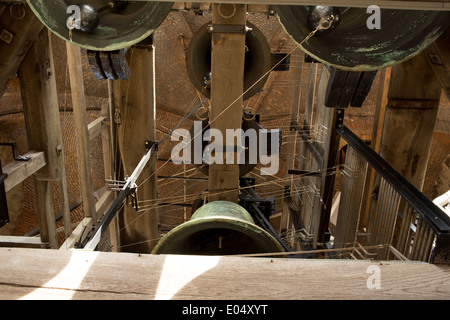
[0,248,448,300]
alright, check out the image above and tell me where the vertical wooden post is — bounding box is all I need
[359,68,391,230]
[295,67,337,248]
[66,42,97,222]
[366,52,442,248]
[379,52,442,190]
[333,147,368,249]
[105,81,120,252]
[19,29,70,248]
[208,4,247,203]
[113,45,159,254]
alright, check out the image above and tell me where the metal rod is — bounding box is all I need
[83,145,156,251]
[338,126,450,234]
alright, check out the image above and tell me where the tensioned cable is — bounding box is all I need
[136,18,332,190]
[109,16,337,247]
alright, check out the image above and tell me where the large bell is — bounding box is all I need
[27,0,173,51]
[186,21,272,100]
[152,201,284,255]
[274,6,450,71]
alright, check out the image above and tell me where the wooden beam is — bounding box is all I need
[333,147,368,248]
[19,30,64,182]
[126,0,450,10]
[111,45,159,254]
[426,27,450,100]
[19,28,70,247]
[0,248,449,300]
[379,51,442,190]
[104,83,119,252]
[66,42,97,222]
[0,4,43,98]
[87,116,106,142]
[208,4,247,203]
[0,236,47,249]
[3,151,45,192]
[359,68,391,230]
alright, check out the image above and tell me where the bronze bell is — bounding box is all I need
[27,0,173,51]
[152,201,284,255]
[274,5,450,71]
[185,21,272,100]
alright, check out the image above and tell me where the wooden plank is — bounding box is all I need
[66,42,97,221]
[0,236,47,249]
[33,179,57,248]
[359,68,391,231]
[112,46,159,254]
[8,0,450,10]
[0,5,43,98]
[19,29,68,248]
[334,148,368,249]
[104,82,119,251]
[87,116,106,142]
[19,29,64,181]
[379,51,442,190]
[208,4,247,203]
[129,0,450,10]
[0,248,449,300]
[3,151,45,192]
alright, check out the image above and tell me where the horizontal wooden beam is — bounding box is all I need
[87,116,106,142]
[136,0,450,10]
[0,248,449,300]
[0,236,47,249]
[3,151,46,192]
[4,0,450,10]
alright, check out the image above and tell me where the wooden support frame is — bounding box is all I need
[0,4,43,98]
[426,27,450,100]
[18,28,71,247]
[3,151,45,192]
[66,42,97,222]
[111,45,159,254]
[0,236,47,249]
[208,3,247,204]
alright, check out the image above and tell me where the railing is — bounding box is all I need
[334,125,450,264]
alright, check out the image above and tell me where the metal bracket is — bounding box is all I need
[0,142,30,162]
[83,144,158,250]
[207,24,252,34]
[145,141,158,152]
[336,108,345,130]
[0,29,14,45]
